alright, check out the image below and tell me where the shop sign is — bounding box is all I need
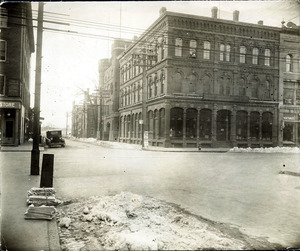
[283,113,296,121]
[0,101,21,109]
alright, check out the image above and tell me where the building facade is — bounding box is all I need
[99,39,133,141]
[0,3,35,145]
[71,89,98,138]
[279,22,300,146]
[118,7,282,148]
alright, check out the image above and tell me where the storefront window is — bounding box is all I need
[199,109,212,140]
[283,123,293,142]
[170,108,183,138]
[262,112,272,140]
[159,108,165,138]
[236,111,248,140]
[186,109,197,138]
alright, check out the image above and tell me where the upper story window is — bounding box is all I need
[226,45,231,61]
[0,75,5,95]
[0,7,8,28]
[220,44,225,61]
[252,47,259,65]
[203,41,210,59]
[0,40,7,61]
[240,46,246,63]
[286,54,292,72]
[189,40,197,58]
[264,49,271,66]
[175,38,182,57]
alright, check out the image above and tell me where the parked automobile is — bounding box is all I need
[45,130,65,148]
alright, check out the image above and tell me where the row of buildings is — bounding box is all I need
[72,6,300,148]
[0,3,35,146]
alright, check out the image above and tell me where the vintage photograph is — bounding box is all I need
[0,1,300,250]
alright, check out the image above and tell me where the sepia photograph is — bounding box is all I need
[0,0,300,250]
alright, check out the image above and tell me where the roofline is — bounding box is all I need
[119,8,282,60]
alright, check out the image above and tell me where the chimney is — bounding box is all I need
[159,7,167,16]
[233,10,239,22]
[258,20,264,25]
[211,7,218,19]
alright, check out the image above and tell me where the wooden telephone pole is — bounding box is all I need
[31,2,44,175]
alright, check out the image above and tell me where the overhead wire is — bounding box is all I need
[2,7,300,63]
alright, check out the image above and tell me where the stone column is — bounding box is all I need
[230,107,237,147]
[164,103,171,147]
[197,109,200,148]
[259,111,263,147]
[183,108,187,147]
[212,104,218,146]
[247,111,251,147]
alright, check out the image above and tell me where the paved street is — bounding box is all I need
[43,139,300,247]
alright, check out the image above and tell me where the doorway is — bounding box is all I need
[2,119,14,145]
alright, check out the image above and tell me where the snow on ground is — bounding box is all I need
[71,137,141,150]
[56,192,280,251]
[229,146,300,153]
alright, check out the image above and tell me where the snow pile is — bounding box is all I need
[56,192,274,251]
[229,146,300,153]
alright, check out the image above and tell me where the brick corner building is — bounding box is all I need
[0,3,35,146]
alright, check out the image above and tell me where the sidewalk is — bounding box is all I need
[144,146,230,152]
[1,141,60,251]
[0,140,45,152]
[74,138,230,153]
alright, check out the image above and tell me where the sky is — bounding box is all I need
[30,1,300,129]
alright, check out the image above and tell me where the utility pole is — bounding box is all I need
[66,112,69,136]
[133,49,155,148]
[31,2,44,175]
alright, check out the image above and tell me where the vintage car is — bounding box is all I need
[45,130,65,148]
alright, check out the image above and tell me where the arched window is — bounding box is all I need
[173,72,182,93]
[265,49,271,66]
[186,109,197,138]
[159,108,165,138]
[188,74,197,93]
[203,41,210,59]
[154,77,158,96]
[265,80,270,98]
[236,111,248,140]
[190,40,197,58]
[286,54,292,72]
[148,110,154,134]
[160,72,165,94]
[199,109,212,140]
[252,47,259,64]
[251,79,258,98]
[226,45,231,61]
[203,75,211,94]
[220,44,225,61]
[239,78,246,96]
[175,38,183,57]
[170,108,183,138]
[240,46,246,63]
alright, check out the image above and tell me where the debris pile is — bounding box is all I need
[25,187,61,221]
[24,204,56,220]
[56,192,278,250]
[27,187,61,206]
